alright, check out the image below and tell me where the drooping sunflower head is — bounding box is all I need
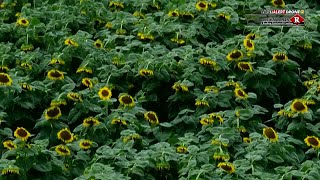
[0,66,9,73]
[195,100,209,107]
[105,22,113,29]
[83,117,100,127]
[209,113,224,124]
[263,127,278,143]
[47,69,64,81]
[217,13,231,21]
[168,10,179,17]
[243,137,252,143]
[304,136,320,149]
[79,139,93,150]
[172,82,189,92]
[226,50,243,61]
[109,1,124,9]
[213,152,230,161]
[290,99,308,113]
[243,39,254,51]
[21,44,34,51]
[49,58,65,65]
[234,88,248,99]
[144,111,159,124]
[20,83,32,91]
[3,140,17,150]
[17,17,29,26]
[139,69,154,77]
[64,38,78,47]
[204,86,219,94]
[50,100,67,107]
[57,128,74,143]
[67,92,82,102]
[55,144,71,156]
[98,86,112,100]
[196,1,208,11]
[123,133,141,142]
[272,52,288,62]
[237,62,253,72]
[20,62,32,70]
[0,73,13,86]
[14,127,31,141]
[217,162,235,174]
[76,67,93,74]
[119,94,135,107]
[170,37,185,45]
[45,106,62,120]
[181,12,195,19]
[272,0,285,8]
[1,166,20,176]
[176,145,188,153]
[200,117,214,125]
[94,39,103,48]
[81,78,93,89]
[199,57,217,67]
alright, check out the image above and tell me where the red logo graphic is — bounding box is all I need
[290,13,304,25]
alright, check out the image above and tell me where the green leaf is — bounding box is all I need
[33,162,52,172]
[268,155,284,163]
[159,122,173,127]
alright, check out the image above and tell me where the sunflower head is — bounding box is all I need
[45,106,62,120]
[98,86,112,100]
[94,39,103,48]
[111,119,127,126]
[243,39,254,51]
[105,22,113,29]
[181,12,195,19]
[0,66,9,73]
[217,13,231,21]
[200,117,214,125]
[195,100,209,107]
[50,100,67,107]
[49,58,65,65]
[144,111,159,124]
[196,1,208,11]
[3,140,17,150]
[272,0,285,8]
[204,86,219,93]
[119,94,135,107]
[0,73,13,86]
[227,50,243,61]
[234,88,248,99]
[64,38,78,47]
[109,1,124,8]
[14,127,31,141]
[17,18,29,26]
[217,162,235,174]
[139,69,154,77]
[272,52,288,62]
[47,69,64,81]
[243,137,252,143]
[172,82,188,92]
[176,145,188,153]
[67,92,82,102]
[290,99,308,113]
[263,127,278,143]
[20,83,32,91]
[304,136,320,149]
[170,37,185,45]
[1,166,20,176]
[21,44,34,51]
[55,144,71,156]
[79,139,93,150]
[83,117,100,127]
[57,128,74,143]
[168,10,179,17]
[213,152,230,161]
[76,67,93,74]
[199,57,217,67]
[246,33,259,40]
[82,78,93,89]
[237,62,253,72]
[209,113,224,124]
[20,63,32,70]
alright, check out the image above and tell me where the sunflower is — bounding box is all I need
[109,1,124,8]
[0,73,13,86]
[181,12,195,19]
[64,38,78,47]
[246,33,258,40]
[243,39,254,51]
[204,86,219,93]
[137,33,154,41]
[133,11,145,18]
[277,109,294,118]
[50,100,67,107]
[243,137,252,143]
[116,28,127,35]
[156,162,170,171]
[272,52,288,62]
[209,2,217,8]
[49,58,65,65]
[196,1,208,11]
[304,136,320,149]
[57,128,74,143]
[237,62,253,72]
[45,106,62,120]
[1,166,20,175]
[172,82,188,92]
[17,18,29,26]
[263,127,278,143]
[200,117,214,125]
[81,78,93,89]
[209,113,224,123]
[14,127,31,141]
[55,144,71,156]
[76,67,93,74]
[21,44,34,51]
[94,39,103,48]
[211,139,228,147]
[19,83,32,91]
[111,119,128,126]
[96,87,111,100]
[0,66,9,73]
[217,162,235,174]
[139,69,154,76]
[234,88,248,99]
[123,133,141,142]
[144,111,159,124]
[271,0,285,8]
[67,92,82,102]
[213,152,230,161]
[47,69,64,81]
[79,139,93,150]
[170,37,185,45]
[176,145,188,153]
[168,10,179,17]
[83,117,100,127]
[217,13,231,21]
[20,63,32,70]
[195,100,209,107]
[105,22,113,29]
[3,140,17,150]
[199,57,217,67]
[226,50,243,61]
[290,99,308,113]
[119,94,135,107]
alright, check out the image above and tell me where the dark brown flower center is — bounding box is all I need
[60,131,72,140]
[81,142,91,147]
[17,129,28,137]
[199,2,206,8]
[275,54,286,60]
[219,15,227,20]
[265,128,276,139]
[0,74,10,83]
[246,41,253,47]
[230,51,242,59]
[22,19,27,24]
[274,0,284,6]
[101,89,110,97]
[7,143,15,148]
[49,71,63,78]
[293,101,306,111]
[47,107,60,117]
[308,137,319,146]
[240,63,250,70]
[95,43,101,48]
[221,165,232,171]
[147,113,157,121]
[57,147,69,153]
[237,90,245,97]
[121,95,133,104]
[172,12,178,16]
[249,34,256,40]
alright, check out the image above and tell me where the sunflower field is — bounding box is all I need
[1,0,320,179]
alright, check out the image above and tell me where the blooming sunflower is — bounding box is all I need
[199,57,217,67]
[243,39,254,51]
[1,166,20,175]
[111,119,127,126]
[290,99,308,113]
[94,39,103,48]
[204,86,219,93]
[226,50,243,61]
[20,63,32,70]
[168,10,179,17]
[172,82,188,92]
[263,127,278,143]
[217,13,231,21]
[17,18,29,26]
[67,92,82,102]
[196,1,208,11]
[195,100,209,107]
[83,117,100,127]
[243,137,252,143]
[47,69,64,81]
[76,67,93,74]
[98,86,112,100]
[272,52,288,62]
[200,117,214,125]
[209,113,224,123]
[170,37,185,45]
[0,66,9,73]
[55,144,71,156]
[234,87,248,99]
[57,128,74,143]
[79,139,93,150]
[20,83,32,91]
[82,78,93,89]
[0,73,13,86]
[213,152,230,161]
[217,162,235,174]
[49,58,65,65]
[144,111,159,124]
[271,0,285,8]
[304,136,320,149]
[119,94,135,107]
[64,38,78,47]
[3,140,17,150]
[105,22,113,29]
[237,62,253,72]
[109,1,124,8]
[176,145,188,153]
[139,69,154,76]
[45,106,62,120]
[14,127,31,141]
